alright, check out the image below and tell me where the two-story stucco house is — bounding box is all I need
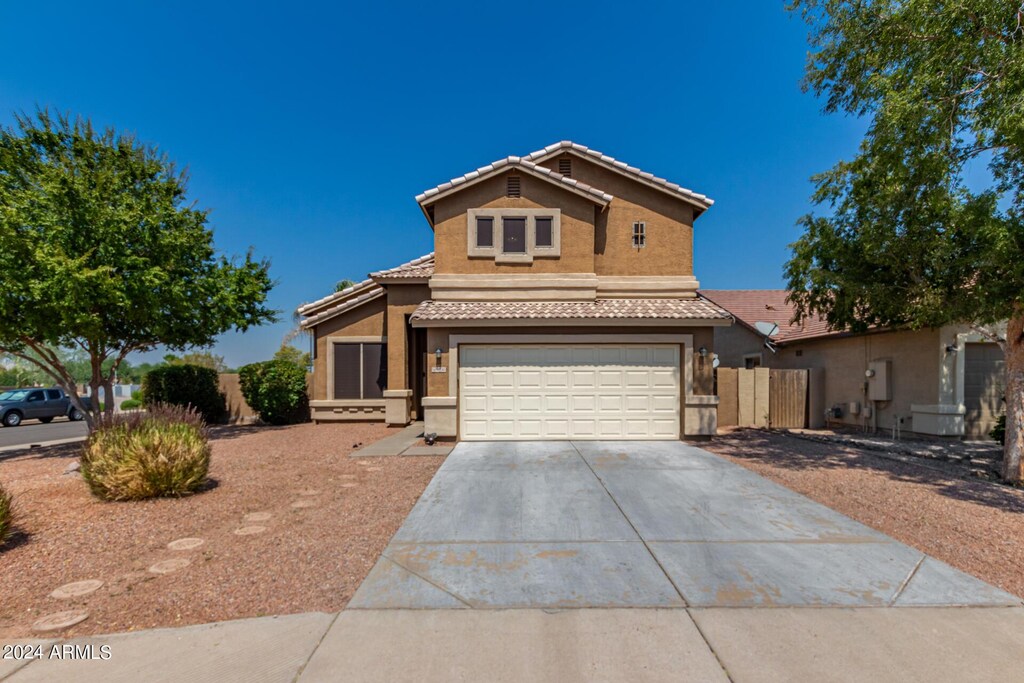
[298,142,732,440]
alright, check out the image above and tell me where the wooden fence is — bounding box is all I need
[717,367,814,429]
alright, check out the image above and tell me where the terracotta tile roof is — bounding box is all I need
[416,156,614,207]
[296,277,378,316]
[410,297,732,324]
[699,290,836,343]
[524,141,713,210]
[299,287,384,329]
[369,253,435,281]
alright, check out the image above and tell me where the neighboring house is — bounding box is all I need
[702,290,1006,440]
[299,141,733,441]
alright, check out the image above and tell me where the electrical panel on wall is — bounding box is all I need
[867,360,892,401]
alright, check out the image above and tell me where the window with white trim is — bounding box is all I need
[332,342,387,399]
[632,221,646,248]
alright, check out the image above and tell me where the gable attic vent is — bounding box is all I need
[507,175,521,198]
[558,157,572,177]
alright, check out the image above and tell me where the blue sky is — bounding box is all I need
[0,1,865,368]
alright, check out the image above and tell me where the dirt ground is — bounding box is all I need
[704,429,1024,599]
[0,422,443,639]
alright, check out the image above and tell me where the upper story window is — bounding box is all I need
[535,217,553,248]
[502,218,527,253]
[475,216,494,248]
[467,208,561,263]
[632,221,646,248]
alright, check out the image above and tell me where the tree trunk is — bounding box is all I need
[1003,311,1024,483]
[101,376,115,421]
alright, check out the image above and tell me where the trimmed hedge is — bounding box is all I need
[238,359,309,425]
[120,399,143,410]
[141,364,226,424]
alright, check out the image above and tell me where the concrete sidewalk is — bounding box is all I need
[5,607,1024,682]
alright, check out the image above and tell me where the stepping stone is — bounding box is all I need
[298,489,320,496]
[167,537,205,551]
[339,474,357,479]
[233,525,267,536]
[341,483,359,488]
[148,558,191,575]
[50,580,103,600]
[365,467,382,472]
[244,512,272,523]
[291,499,317,509]
[32,610,89,632]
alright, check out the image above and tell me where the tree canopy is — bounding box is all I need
[0,110,276,427]
[784,1,1024,480]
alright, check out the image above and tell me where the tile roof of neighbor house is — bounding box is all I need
[523,141,714,210]
[699,290,836,343]
[410,297,733,324]
[415,156,614,208]
[369,253,435,281]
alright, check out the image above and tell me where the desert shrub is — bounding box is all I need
[0,482,11,547]
[120,399,142,410]
[142,364,226,424]
[238,359,309,425]
[80,404,211,501]
[991,415,1006,445]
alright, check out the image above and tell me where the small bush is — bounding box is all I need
[120,399,142,410]
[238,359,309,425]
[130,390,142,401]
[0,482,12,547]
[142,364,226,424]
[81,404,211,501]
[991,414,1006,445]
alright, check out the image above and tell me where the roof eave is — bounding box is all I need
[410,316,733,329]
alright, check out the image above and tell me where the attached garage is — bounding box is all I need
[459,344,680,441]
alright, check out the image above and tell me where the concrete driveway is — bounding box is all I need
[351,441,1018,609]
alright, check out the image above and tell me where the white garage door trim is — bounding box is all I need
[459,344,680,441]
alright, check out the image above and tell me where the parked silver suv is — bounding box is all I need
[0,388,86,427]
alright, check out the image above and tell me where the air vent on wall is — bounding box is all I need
[507,175,521,197]
[558,157,572,177]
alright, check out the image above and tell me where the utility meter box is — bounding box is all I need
[867,360,891,401]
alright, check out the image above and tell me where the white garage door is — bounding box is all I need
[459,344,680,441]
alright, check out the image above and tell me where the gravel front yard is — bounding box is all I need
[704,429,1024,599]
[0,422,443,640]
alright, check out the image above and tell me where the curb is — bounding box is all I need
[0,436,87,455]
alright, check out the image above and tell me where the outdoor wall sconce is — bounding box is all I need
[434,347,443,367]
[944,344,958,354]
[698,346,708,365]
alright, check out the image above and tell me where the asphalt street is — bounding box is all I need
[0,418,88,450]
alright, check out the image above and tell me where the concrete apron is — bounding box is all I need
[350,440,1020,610]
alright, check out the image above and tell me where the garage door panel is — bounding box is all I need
[460,344,680,441]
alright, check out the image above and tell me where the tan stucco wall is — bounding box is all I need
[536,153,695,277]
[384,283,431,391]
[310,296,386,400]
[432,172,597,275]
[714,325,769,367]
[770,329,942,432]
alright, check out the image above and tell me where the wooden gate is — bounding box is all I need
[716,367,809,429]
[768,369,808,429]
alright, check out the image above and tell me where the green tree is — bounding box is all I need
[335,279,356,293]
[171,351,228,373]
[784,2,1024,481]
[0,110,276,429]
[274,343,311,370]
